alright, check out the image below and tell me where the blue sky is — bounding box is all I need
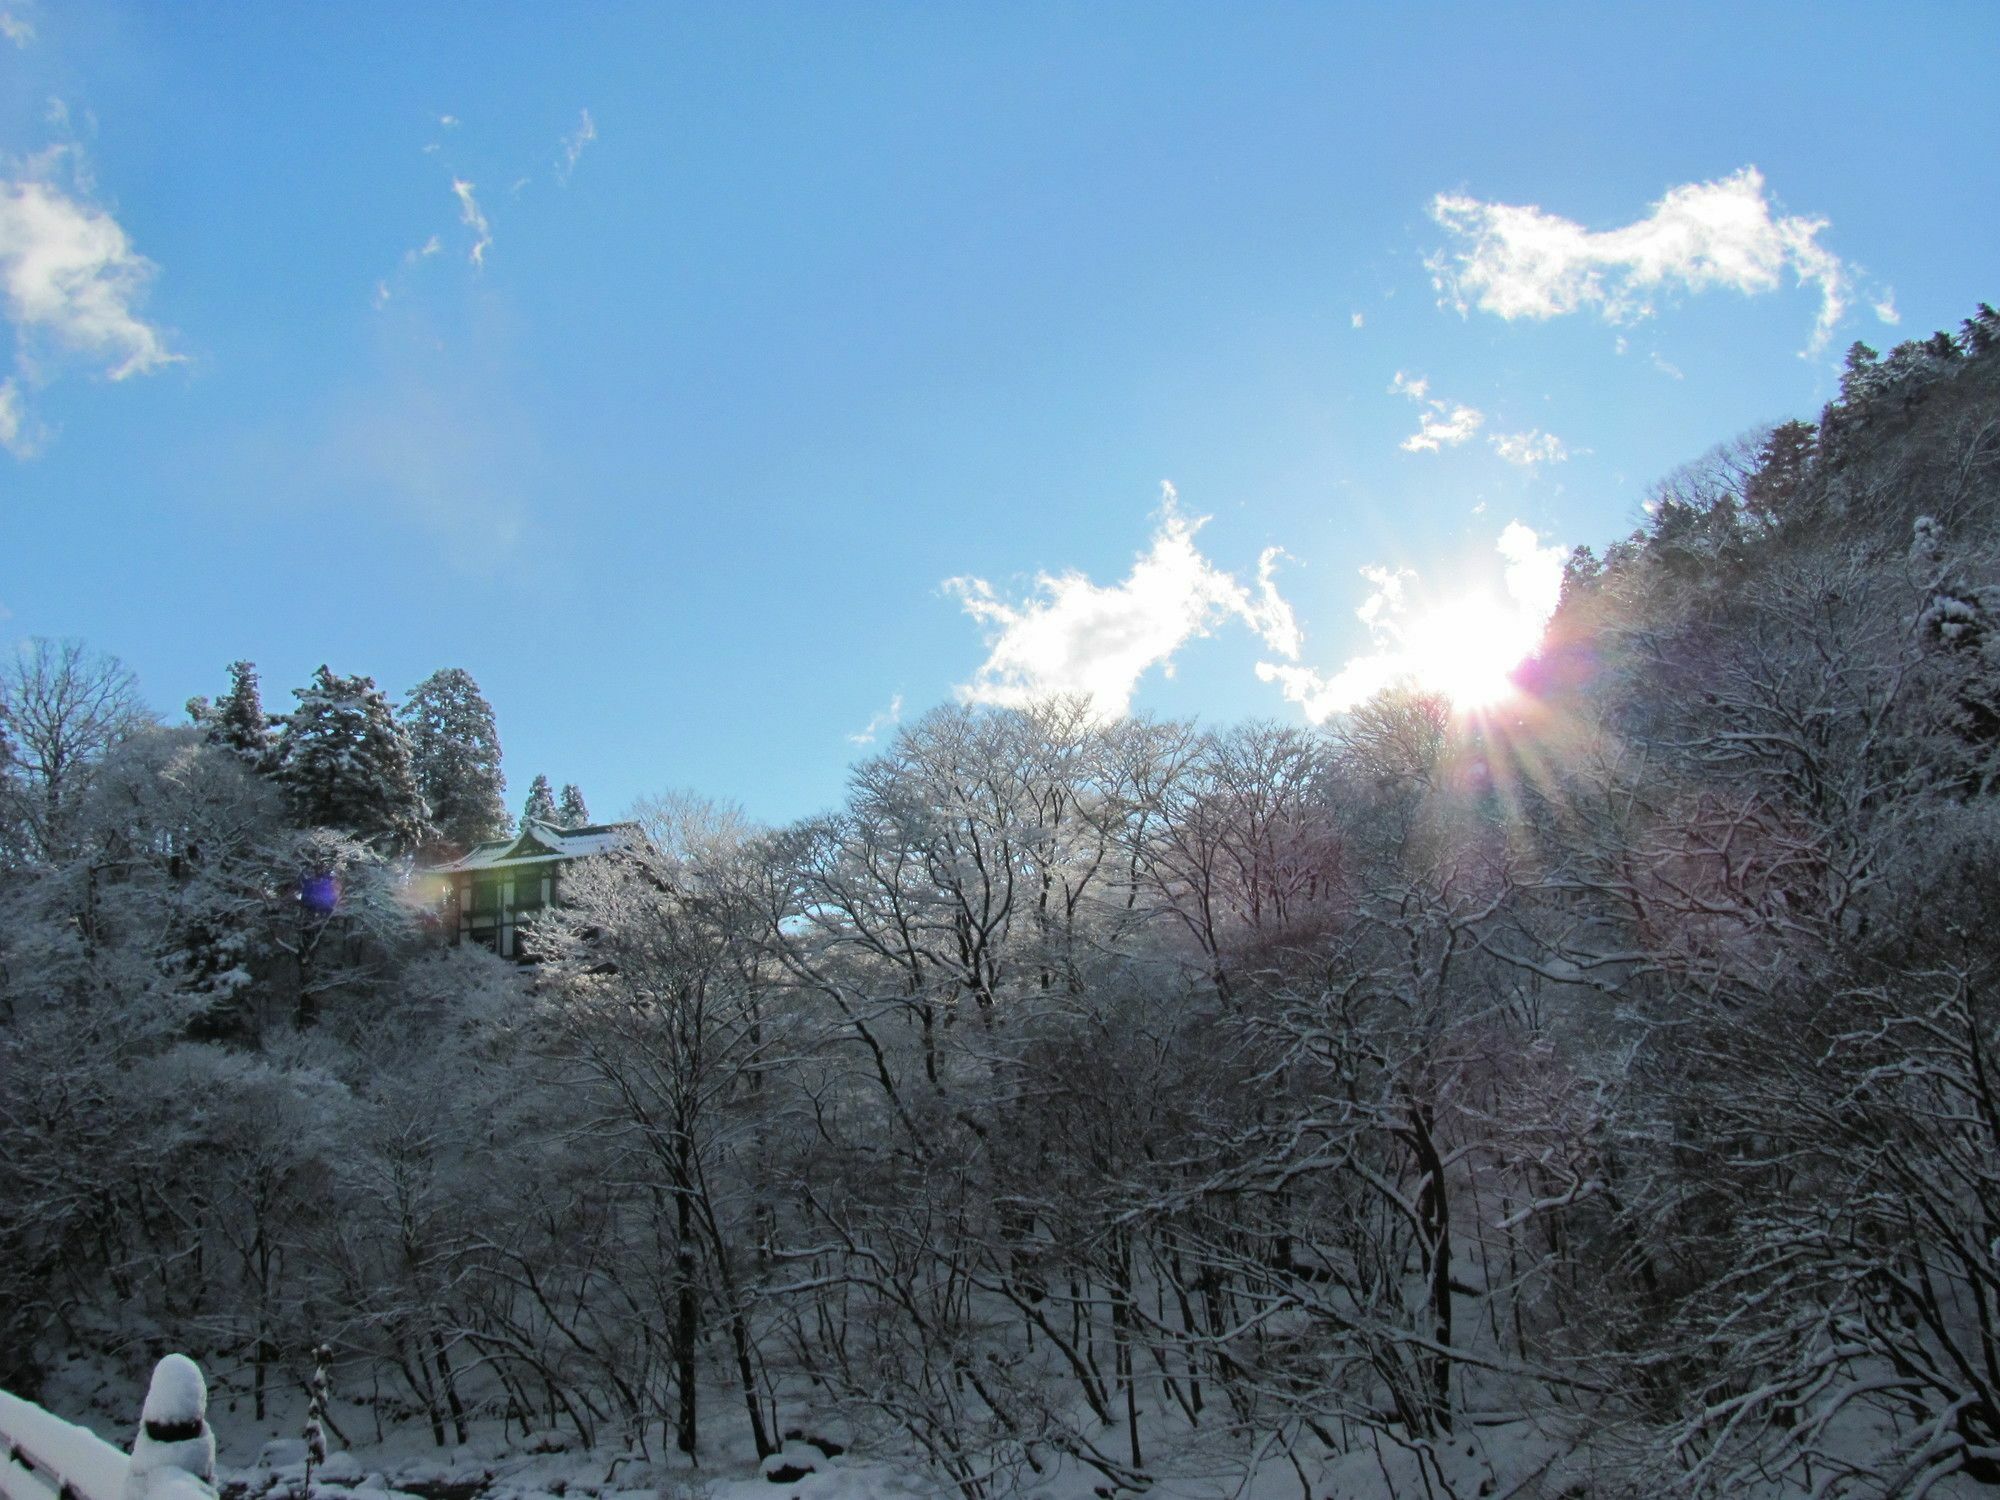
[3,3,1995,822]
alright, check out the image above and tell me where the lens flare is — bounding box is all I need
[300,872,340,915]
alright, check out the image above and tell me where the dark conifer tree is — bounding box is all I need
[275,666,430,855]
[400,668,510,857]
[1744,420,1818,528]
[211,661,273,767]
[557,782,590,828]
[1962,303,2000,357]
[522,773,558,828]
[1838,340,1883,405]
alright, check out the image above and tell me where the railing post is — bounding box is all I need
[123,1356,217,1500]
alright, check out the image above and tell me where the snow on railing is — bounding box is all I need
[0,1388,129,1500]
[1,1356,218,1500]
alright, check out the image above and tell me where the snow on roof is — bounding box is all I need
[432,820,641,873]
[140,1356,207,1427]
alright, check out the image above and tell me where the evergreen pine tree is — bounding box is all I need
[1743,419,1817,528]
[557,782,590,828]
[211,660,273,767]
[275,666,431,855]
[400,668,510,857]
[1962,303,2000,357]
[1838,340,1883,405]
[522,773,558,827]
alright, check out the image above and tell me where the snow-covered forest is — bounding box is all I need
[5,307,2000,1498]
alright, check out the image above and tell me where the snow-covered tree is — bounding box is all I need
[209,660,273,767]
[81,726,284,1039]
[536,842,784,1459]
[1838,339,1884,405]
[556,782,589,828]
[0,638,150,863]
[275,667,430,855]
[521,773,557,827]
[400,668,509,856]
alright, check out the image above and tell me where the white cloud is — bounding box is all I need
[1391,369,1484,453]
[0,175,177,379]
[1874,290,1900,325]
[1249,544,1302,659]
[1496,519,1565,617]
[0,10,32,46]
[1404,404,1483,452]
[1351,311,1365,329]
[1491,429,1568,467]
[1256,522,1566,721]
[945,485,1301,717]
[439,114,460,129]
[371,279,391,310]
[0,161,178,455]
[848,693,904,746]
[560,109,596,181]
[1429,166,1852,354]
[1354,563,1410,630]
[451,179,491,266]
[1650,352,1684,380]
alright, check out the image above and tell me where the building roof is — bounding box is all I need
[432,820,642,874]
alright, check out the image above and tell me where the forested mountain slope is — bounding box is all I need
[3,305,1998,1499]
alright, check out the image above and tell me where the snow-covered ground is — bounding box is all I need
[21,1351,1612,1500]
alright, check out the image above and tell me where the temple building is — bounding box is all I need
[432,819,640,958]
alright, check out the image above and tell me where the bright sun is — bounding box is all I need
[1395,595,1540,708]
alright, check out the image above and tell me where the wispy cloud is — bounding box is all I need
[1490,429,1567,467]
[0,9,32,46]
[312,374,532,556]
[0,153,179,455]
[1874,290,1900,325]
[0,376,30,456]
[1351,311,1365,329]
[373,234,443,306]
[1391,369,1484,453]
[1257,522,1565,720]
[848,693,904,746]
[945,485,1300,717]
[451,179,491,266]
[438,114,460,130]
[1429,166,1851,354]
[559,109,596,182]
